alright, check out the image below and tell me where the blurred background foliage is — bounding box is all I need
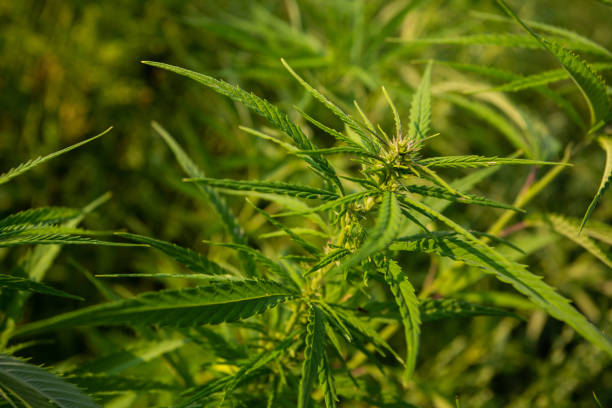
[1,0,611,406]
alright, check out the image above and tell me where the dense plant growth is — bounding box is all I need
[1,0,611,406]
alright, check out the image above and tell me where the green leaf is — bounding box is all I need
[581,136,612,229]
[281,58,381,154]
[332,191,401,275]
[0,207,81,231]
[418,155,569,168]
[476,63,612,94]
[0,274,83,301]
[72,339,187,375]
[66,374,178,394]
[116,232,227,275]
[384,261,420,380]
[0,353,99,408]
[408,61,432,142]
[225,334,298,396]
[144,64,342,190]
[298,305,326,408]
[390,208,612,357]
[204,241,288,279]
[399,184,521,212]
[274,191,374,217]
[539,214,612,269]
[419,298,522,322]
[318,352,338,408]
[0,127,111,186]
[184,177,339,200]
[13,280,297,337]
[496,0,611,133]
[332,307,401,362]
[151,122,255,275]
[306,248,350,276]
[247,201,320,255]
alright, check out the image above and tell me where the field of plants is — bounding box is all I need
[1,0,611,407]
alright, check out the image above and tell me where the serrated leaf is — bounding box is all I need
[72,338,187,376]
[66,374,177,394]
[144,64,342,190]
[117,232,227,275]
[0,274,83,300]
[419,298,522,322]
[396,197,612,356]
[151,122,256,276]
[318,352,337,408]
[306,248,350,276]
[298,305,326,408]
[14,280,297,337]
[204,241,288,279]
[384,261,420,380]
[0,128,111,186]
[399,184,521,212]
[476,63,612,94]
[581,136,612,229]
[539,213,612,269]
[0,207,81,231]
[281,58,381,154]
[0,353,99,408]
[332,191,401,275]
[408,62,432,142]
[274,191,374,217]
[496,0,611,133]
[185,177,338,200]
[332,307,401,362]
[418,155,569,168]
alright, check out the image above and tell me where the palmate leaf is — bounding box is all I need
[13,279,297,337]
[298,305,326,408]
[204,241,288,279]
[116,232,227,275]
[151,122,255,276]
[143,63,342,191]
[0,227,133,248]
[0,127,111,186]
[184,177,339,200]
[419,298,522,322]
[581,136,612,229]
[418,155,569,169]
[331,191,402,275]
[496,0,611,133]
[384,261,420,380]
[306,248,350,276]
[389,203,612,358]
[408,61,432,141]
[538,214,612,269]
[0,274,83,301]
[0,354,99,408]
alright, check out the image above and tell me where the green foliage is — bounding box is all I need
[2,1,612,406]
[0,354,99,408]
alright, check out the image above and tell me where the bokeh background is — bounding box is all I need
[1,0,611,406]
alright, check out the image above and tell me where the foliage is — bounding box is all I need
[1,0,612,407]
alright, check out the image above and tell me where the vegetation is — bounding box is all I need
[1,0,611,407]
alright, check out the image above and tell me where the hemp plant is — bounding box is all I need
[2,1,611,406]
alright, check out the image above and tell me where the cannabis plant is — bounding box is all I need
[2,1,611,406]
